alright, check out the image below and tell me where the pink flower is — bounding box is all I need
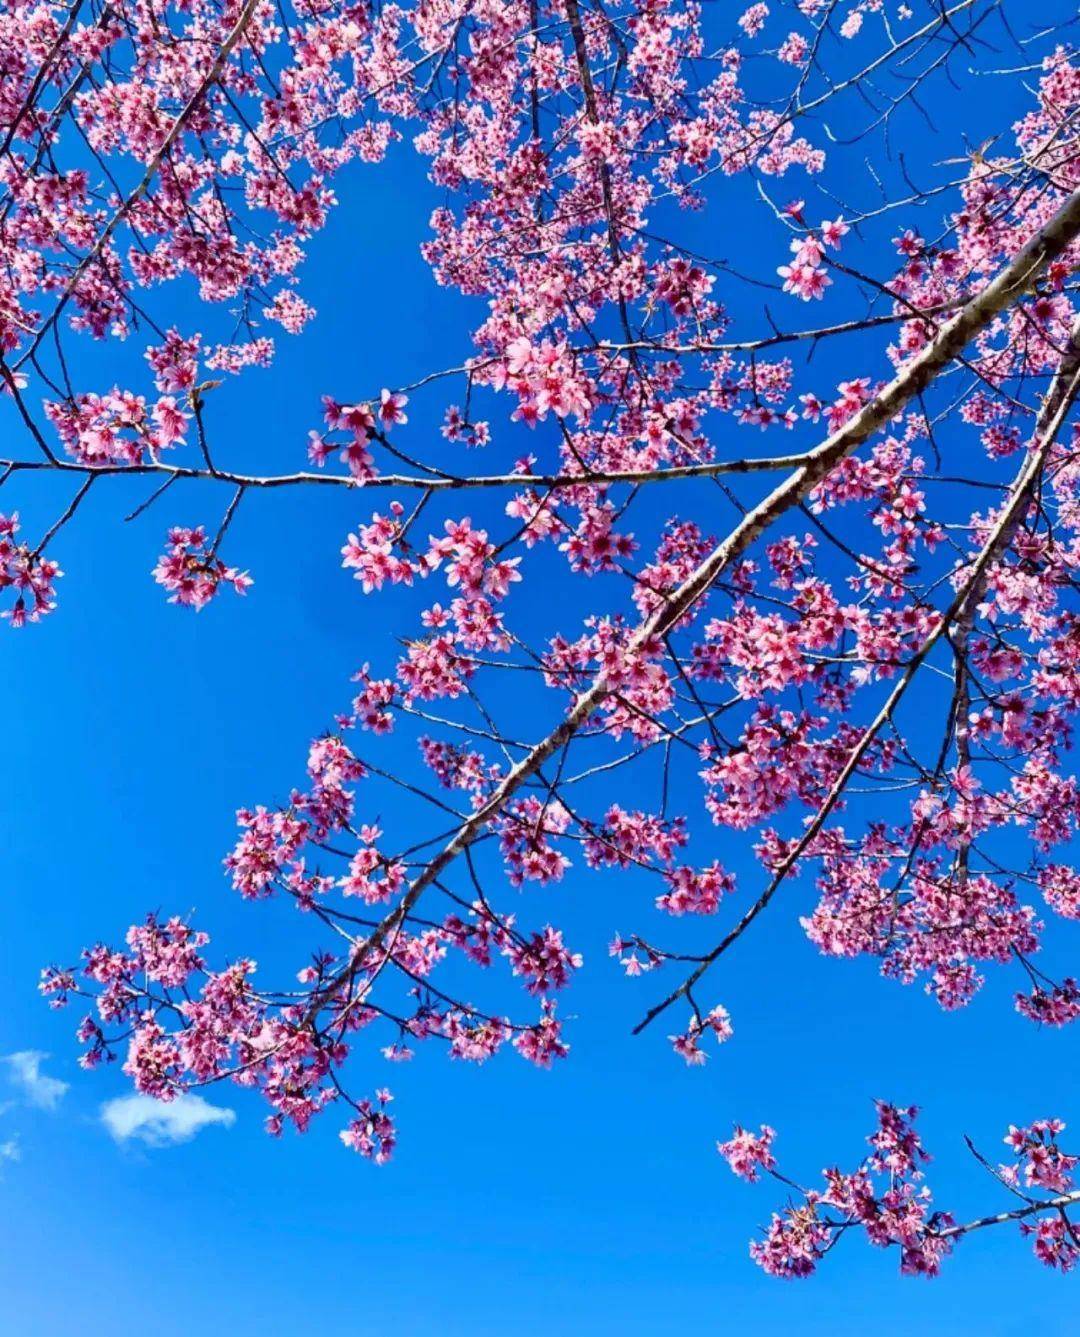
[718,1124,776,1181]
[378,389,409,428]
[152,526,252,610]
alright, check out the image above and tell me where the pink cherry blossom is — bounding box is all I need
[8,0,1080,1280]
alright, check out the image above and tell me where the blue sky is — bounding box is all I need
[2,5,1080,1332]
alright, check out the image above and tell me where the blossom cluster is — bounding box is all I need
[721,1105,1080,1278]
[12,0,1080,1286]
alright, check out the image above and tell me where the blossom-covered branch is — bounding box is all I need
[9,0,1080,1280]
[719,1106,1080,1277]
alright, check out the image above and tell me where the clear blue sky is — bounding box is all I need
[2,7,1079,1332]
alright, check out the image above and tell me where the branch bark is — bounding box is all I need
[15,0,261,366]
[634,317,1080,1035]
[303,184,1080,1031]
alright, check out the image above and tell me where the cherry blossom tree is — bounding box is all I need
[8,0,1080,1276]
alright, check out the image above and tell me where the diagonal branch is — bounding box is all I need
[14,0,261,368]
[632,316,1080,1036]
[302,184,1080,1031]
[937,1190,1080,1240]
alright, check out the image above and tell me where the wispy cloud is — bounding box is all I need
[2,1051,69,1110]
[0,1138,20,1164]
[101,1093,236,1147]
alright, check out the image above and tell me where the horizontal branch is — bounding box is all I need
[597,298,967,356]
[0,451,821,495]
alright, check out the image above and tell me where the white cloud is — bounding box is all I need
[2,1051,69,1110]
[101,1093,236,1147]
[0,1138,20,1164]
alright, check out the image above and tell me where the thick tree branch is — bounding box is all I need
[303,185,1080,1031]
[634,323,1080,1035]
